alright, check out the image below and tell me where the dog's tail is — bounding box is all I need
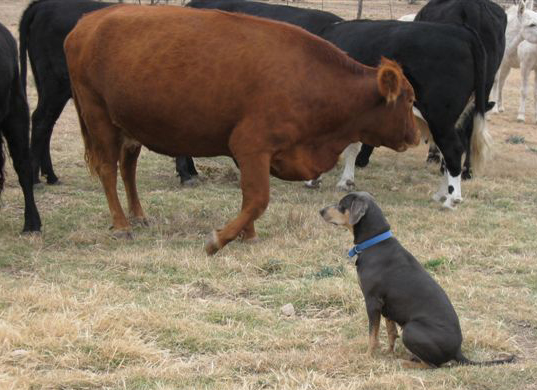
[455,350,515,366]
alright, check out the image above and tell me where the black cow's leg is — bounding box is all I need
[427,143,441,164]
[30,89,70,185]
[175,155,197,185]
[187,156,198,177]
[2,95,41,232]
[355,144,374,167]
[461,148,472,180]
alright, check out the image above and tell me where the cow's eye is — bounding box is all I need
[530,23,537,27]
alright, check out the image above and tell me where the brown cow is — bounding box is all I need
[64,5,419,255]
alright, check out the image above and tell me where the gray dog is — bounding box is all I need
[320,192,514,368]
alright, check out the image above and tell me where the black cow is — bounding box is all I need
[20,0,113,185]
[413,0,507,177]
[187,0,343,34]
[320,20,489,208]
[0,22,41,232]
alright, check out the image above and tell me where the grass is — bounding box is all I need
[1,0,537,389]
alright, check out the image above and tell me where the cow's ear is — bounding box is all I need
[349,196,368,225]
[518,0,526,20]
[377,57,402,104]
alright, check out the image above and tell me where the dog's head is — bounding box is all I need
[320,192,374,229]
[320,192,389,241]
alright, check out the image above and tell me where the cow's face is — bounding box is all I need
[521,10,537,44]
[370,58,419,152]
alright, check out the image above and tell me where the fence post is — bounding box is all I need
[357,0,363,19]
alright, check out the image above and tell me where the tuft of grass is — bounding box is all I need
[312,265,346,279]
[505,135,526,144]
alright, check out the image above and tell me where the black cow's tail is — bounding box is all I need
[455,350,515,366]
[467,25,492,174]
[19,1,41,93]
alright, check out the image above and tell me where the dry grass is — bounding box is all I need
[1,0,537,389]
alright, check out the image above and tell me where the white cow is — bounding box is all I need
[491,0,537,115]
[517,40,537,122]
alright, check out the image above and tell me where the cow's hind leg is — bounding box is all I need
[1,93,41,233]
[119,140,147,227]
[30,87,70,185]
[204,152,270,255]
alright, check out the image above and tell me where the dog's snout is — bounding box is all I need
[320,207,328,217]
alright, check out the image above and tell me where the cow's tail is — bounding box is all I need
[71,88,97,177]
[455,350,515,366]
[467,26,492,174]
[19,1,41,93]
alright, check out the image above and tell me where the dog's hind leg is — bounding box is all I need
[385,318,399,353]
[401,321,446,367]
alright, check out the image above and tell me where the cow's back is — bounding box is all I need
[187,0,343,34]
[65,5,361,157]
[20,0,114,85]
[321,20,478,123]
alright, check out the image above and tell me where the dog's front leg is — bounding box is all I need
[365,302,381,357]
[385,318,399,353]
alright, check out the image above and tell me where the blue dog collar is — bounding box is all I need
[348,230,393,258]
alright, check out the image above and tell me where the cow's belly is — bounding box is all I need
[110,110,234,158]
[270,144,341,181]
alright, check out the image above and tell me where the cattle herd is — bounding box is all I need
[0,0,533,367]
[3,0,536,248]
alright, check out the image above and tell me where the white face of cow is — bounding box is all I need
[521,10,537,44]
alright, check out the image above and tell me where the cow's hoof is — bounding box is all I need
[304,179,321,189]
[426,154,441,164]
[336,180,355,192]
[181,177,198,187]
[111,229,133,240]
[131,216,149,227]
[242,235,259,244]
[204,230,222,255]
[21,230,41,238]
[462,170,472,181]
[432,192,446,203]
[46,177,60,185]
[516,115,525,123]
[442,198,456,210]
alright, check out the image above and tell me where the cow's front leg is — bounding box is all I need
[204,153,270,255]
[431,133,463,209]
[336,142,361,191]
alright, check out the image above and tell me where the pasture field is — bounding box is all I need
[1,1,537,389]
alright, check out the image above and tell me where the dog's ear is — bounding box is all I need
[349,197,368,225]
